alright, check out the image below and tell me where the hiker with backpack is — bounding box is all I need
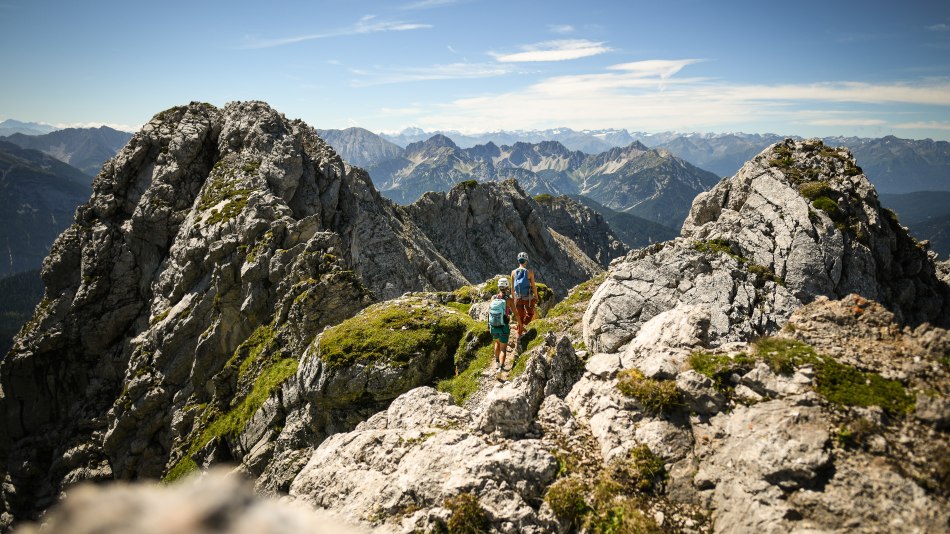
[510,251,538,340]
[488,277,514,371]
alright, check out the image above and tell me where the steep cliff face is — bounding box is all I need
[404,180,625,297]
[0,101,619,529]
[585,139,950,353]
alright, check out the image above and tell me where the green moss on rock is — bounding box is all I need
[444,492,488,533]
[687,351,756,391]
[616,369,682,413]
[318,300,471,370]
[798,181,833,200]
[545,477,589,525]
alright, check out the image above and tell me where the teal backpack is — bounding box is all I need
[488,296,507,327]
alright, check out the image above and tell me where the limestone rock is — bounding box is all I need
[289,387,558,533]
[474,335,583,437]
[675,370,725,415]
[584,139,950,353]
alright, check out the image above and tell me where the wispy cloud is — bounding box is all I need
[608,59,703,79]
[927,23,948,32]
[402,0,457,9]
[548,24,575,34]
[406,60,950,133]
[242,15,431,49]
[351,62,513,86]
[894,120,950,130]
[492,39,611,63]
[804,118,887,126]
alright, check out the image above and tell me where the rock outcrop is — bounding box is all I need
[405,180,626,297]
[0,101,619,530]
[585,139,950,354]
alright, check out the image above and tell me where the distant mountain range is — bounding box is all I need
[0,119,58,137]
[1,125,132,176]
[382,126,635,154]
[376,127,950,194]
[0,141,92,277]
[351,132,720,227]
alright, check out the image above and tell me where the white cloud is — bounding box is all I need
[242,15,431,49]
[927,23,948,31]
[548,24,575,34]
[492,39,611,63]
[351,63,514,86]
[894,120,950,130]
[405,61,950,134]
[804,118,887,126]
[608,59,703,79]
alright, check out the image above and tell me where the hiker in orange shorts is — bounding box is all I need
[510,251,538,339]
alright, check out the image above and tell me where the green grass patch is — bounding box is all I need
[747,263,785,286]
[616,369,682,413]
[548,273,606,319]
[752,337,818,375]
[196,358,298,447]
[607,444,667,494]
[815,359,914,415]
[318,302,470,370]
[233,323,277,380]
[242,160,261,174]
[444,301,471,315]
[534,193,554,203]
[811,196,839,216]
[457,179,479,189]
[167,354,299,481]
[437,342,493,405]
[163,457,198,484]
[693,238,749,264]
[687,351,756,391]
[444,492,488,533]
[197,168,252,226]
[752,337,915,415]
[545,477,589,525]
[798,181,832,200]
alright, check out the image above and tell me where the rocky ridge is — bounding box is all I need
[585,138,950,354]
[0,101,619,530]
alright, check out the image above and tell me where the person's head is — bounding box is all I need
[517,251,528,266]
[497,277,510,293]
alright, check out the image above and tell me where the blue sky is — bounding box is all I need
[2,0,949,140]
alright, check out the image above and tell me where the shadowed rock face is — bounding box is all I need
[585,138,950,353]
[0,101,621,530]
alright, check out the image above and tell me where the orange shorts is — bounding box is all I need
[514,298,535,324]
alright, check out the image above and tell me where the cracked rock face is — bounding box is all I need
[585,138,950,353]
